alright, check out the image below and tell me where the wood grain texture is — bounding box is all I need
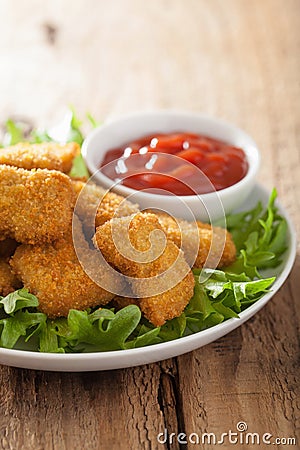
[0,0,299,449]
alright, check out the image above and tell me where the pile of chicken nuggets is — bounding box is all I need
[0,142,237,327]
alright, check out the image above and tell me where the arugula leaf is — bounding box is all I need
[225,189,287,276]
[183,269,275,333]
[66,107,84,145]
[1,108,97,179]
[158,314,186,341]
[39,322,65,353]
[69,154,89,178]
[55,306,144,351]
[0,311,46,349]
[3,119,25,146]
[124,325,161,349]
[0,288,39,314]
[86,112,101,128]
[226,201,264,251]
[30,129,53,143]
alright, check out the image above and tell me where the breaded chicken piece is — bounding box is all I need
[195,226,236,268]
[139,277,193,327]
[0,142,79,173]
[72,179,105,201]
[0,165,75,244]
[10,218,123,318]
[72,180,139,239]
[0,258,22,296]
[72,180,105,239]
[82,186,234,269]
[95,190,140,228]
[94,213,195,326]
[155,213,236,269]
[74,180,234,269]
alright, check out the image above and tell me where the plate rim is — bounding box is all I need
[0,183,296,371]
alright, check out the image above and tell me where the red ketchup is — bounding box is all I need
[100,132,248,196]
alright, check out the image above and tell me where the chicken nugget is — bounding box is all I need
[72,180,139,239]
[72,180,105,239]
[94,213,195,326]
[0,142,79,173]
[112,281,193,329]
[95,190,140,228]
[0,258,22,296]
[72,179,105,200]
[10,218,122,318]
[139,275,194,327]
[0,165,75,244]
[90,190,235,269]
[156,213,236,268]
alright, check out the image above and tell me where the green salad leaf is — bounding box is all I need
[0,288,39,314]
[183,270,275,334]
[3,119,25,146]
[1,108,99,178]
[0,296,162,352]
[38,322,65,353]
[225,188,287,277]
[69,154,89,179]
[0,310,46,349]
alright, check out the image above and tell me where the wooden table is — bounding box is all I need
[0,0,299,448]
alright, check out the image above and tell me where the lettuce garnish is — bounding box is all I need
[1,107,98,178]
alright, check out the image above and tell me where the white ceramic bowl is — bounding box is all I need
[82,111,260,222]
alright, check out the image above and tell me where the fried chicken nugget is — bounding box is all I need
[0,258,21,296]
[73,180,235,269]
[94,213,195,327]
[72,180,106,239]
[10,218,122,318]
[72,180,139,239]
[155,213,236,269]
[0,142,79,173]
[0,165,75,244]
[94,190,139,228]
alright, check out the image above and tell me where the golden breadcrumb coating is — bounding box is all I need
[72,180,139,239]
[0,165,75,244]
[139,274,194,327]
[195,226,236,268]
[155,212,236,269]
[0,258,21,296]
[0,142,79,173]
[10,218,122,318]
[94,213,195,326]
[71,180,105,198]
[112,279,193,329]
[94,190,139,228]
[82,188,234,269]
[72,180,105,239]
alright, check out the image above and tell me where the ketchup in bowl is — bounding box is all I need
[100,132,248,196]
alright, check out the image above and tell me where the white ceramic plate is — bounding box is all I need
[0,184,296,371]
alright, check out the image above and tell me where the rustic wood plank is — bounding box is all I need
[0,0,298,449]
[0,366,166,450]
